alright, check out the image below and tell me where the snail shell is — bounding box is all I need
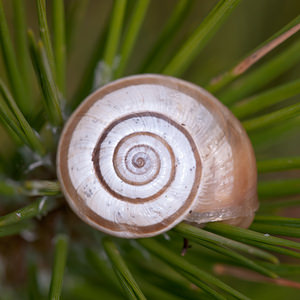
[57,74,258,238]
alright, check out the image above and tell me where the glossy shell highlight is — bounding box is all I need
[57,74,258,238]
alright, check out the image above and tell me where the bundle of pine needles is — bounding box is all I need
[0,0,300,299]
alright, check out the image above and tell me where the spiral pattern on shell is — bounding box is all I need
[57,74,258,238]
[92,113,201,204]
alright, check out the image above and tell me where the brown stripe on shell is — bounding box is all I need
[89,112,202,227]
[92,119,176,203]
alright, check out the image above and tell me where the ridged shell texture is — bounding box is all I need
[57,75,258,238]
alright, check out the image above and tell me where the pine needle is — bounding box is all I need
[102,0,127,84]
[139,0,193,73]
[162,0,242,76]
[12,0,32,105]
[258,178,300,199]
[36,0,56,78]
[207,14,300,94]
[174,223,278,264]
[48,234,68,300]
[250,224,300,238]
[103,237,146,300]
[28,30,63,126]
[205,222,300,250]
[53,0,67,96]
[219,38,300,105]
[0,221,33,237]
[139,238,249,300]
[243,101,300,132]
[114,0,149,78]
[231,78,300,119]
[0,0,29,114]
[257,156,300,173]
[0,80,45,155]
[0,197,58,227]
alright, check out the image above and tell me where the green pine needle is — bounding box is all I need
[205,222,300,250]
[23,180,61,196]
[179,270,227,300]
[0,80,46,155]
[114,0,150,78]
[48,234,68,300]
[162,0,242,77]
[224,237,300,259]
[250,223,300,238]
[139,280,190,300]
[258,178,300,199]
[243,101,300,132]
[252,216,300,238]
[103,238,146,300]
[0,88,32,147]
[139,0,193,73]
[0,0,29,115]
[28,262,42,300]
[219,38,300,105]
[0,221,33,238]
[36,0,56,78]
[85,247,123,292]
[53,0,67,96]
[103,0,127,83]
[197,238,278,278]
[257,156,300,173]
[260,262,300,277]
[28,31,63,126]
[174,223,278,264]
[254,215,300,226]
[0,197,58,227]
[250,115,300,148]
[139,238,249,300]
[231,78,300,120]
[206,14,300,94]
[12,0,33,106]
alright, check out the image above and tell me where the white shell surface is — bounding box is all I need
[57,74,258,238]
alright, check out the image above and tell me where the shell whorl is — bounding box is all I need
[57,74,258,238]
[92,113,201,203]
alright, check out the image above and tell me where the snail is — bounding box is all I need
[57,74,258,238]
